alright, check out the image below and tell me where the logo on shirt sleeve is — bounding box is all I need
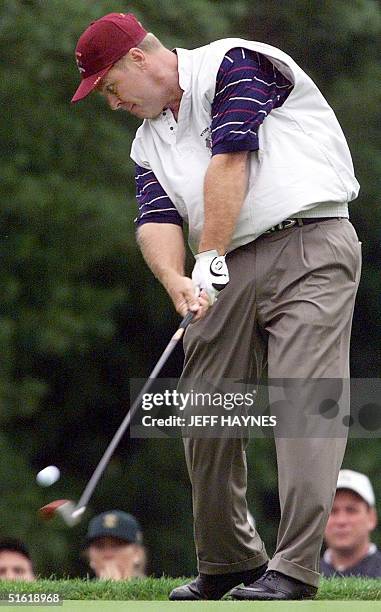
[200,126,212,152]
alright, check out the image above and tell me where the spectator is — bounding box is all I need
[321,469,381,577]
[83,510,146,580]
[0,539,36,581]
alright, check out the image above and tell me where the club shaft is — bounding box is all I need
[74,311,194,512]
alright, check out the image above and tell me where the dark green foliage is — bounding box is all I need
[0,0,380,579]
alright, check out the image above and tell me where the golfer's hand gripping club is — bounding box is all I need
[192,250,229,305]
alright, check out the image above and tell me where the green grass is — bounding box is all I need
[0,577,381,601]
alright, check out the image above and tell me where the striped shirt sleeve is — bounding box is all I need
[134,164,183,228]
[211,47,294,155]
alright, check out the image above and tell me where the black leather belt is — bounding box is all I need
[263,217,342,234]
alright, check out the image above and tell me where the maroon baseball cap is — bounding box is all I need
[71,12,147,103]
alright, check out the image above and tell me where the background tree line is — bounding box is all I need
[0,0,380,577]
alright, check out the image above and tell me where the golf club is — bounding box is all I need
[39,310,194,526]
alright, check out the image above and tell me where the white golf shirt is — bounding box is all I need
[131,38,359,253]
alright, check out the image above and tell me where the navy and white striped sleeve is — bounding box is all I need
[134,164,183,228]
[211,47,294,155]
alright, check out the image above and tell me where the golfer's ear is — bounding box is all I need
[128,47,146,66]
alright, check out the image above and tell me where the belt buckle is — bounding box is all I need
[264,219,296,234]
[282,219,297,230]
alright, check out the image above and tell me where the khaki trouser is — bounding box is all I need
[181,218,361,587]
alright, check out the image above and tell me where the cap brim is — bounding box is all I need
[83,534,133,548]
[71,65,113,103]
[336,484,373,506]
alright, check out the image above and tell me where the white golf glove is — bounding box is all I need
[192,250,229,305]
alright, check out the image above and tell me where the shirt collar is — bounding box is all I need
[324,543,377,566]
[172,47,192,94]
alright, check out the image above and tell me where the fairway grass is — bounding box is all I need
[0,576,381,601]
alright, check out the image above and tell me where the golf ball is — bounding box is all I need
[36,465,60,487]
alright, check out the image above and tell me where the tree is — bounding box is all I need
[0,0,380,577]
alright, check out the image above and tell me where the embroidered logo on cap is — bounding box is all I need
[75,51,86,74]
[103,513,119,529]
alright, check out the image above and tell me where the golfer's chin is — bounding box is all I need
[136,106,167,120]
[145,110,165,119]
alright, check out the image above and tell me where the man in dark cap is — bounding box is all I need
[0,539,36,581]
[83,510,146,580]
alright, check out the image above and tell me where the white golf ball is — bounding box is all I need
[36,465,60,487]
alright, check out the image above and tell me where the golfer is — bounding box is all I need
[72,13,361,600]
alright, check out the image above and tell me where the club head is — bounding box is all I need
[38,499,86,527]
[71,505,86,521]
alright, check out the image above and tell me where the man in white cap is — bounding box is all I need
[321,469,381,577]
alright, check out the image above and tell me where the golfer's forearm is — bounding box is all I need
[199,151,249,254]
[136,223,186,290]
